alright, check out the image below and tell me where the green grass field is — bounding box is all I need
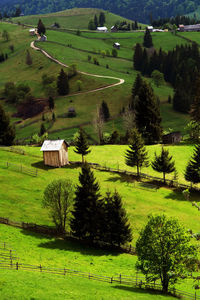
[0,144,200,299]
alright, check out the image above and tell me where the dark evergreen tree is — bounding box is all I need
[94,14,98,29]
[135,80,162,144]
[37,19,46,35]
[99,12,105,26]
[40,123,46,136]
[70,163,102,241]
[26,50,32,65]
[133,43,143,71]
[143,27,153,48]
[103,190,132,246]
[132,73,143,98]
[0,103,15,145]
[190,76,200,123]
[88,19,96,30]
[152,147,175,183]
[185,144,200,185]
[100,100,110,121]
[74,128,91,163]
[125,128,149,176]
[52,112,56,122]
[48,96,54,110]
[57,69,69,95]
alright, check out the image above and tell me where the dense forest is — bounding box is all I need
[0,0,199,23]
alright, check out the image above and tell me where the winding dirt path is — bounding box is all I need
[30,41,125,95]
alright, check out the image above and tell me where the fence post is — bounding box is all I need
[119,274,121,284]
[64,268,66,275]
[111,277,113,284]
[36,169,38,177]
[16,262,18,270]
[195,291,196,300]
[40,264,42,272]
[4,242,5,249]
[89,273,90,279]
[10,250,12,260]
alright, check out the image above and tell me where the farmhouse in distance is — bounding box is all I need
[40,140,69,167]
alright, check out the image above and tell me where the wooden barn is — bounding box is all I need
[40,140,69,167]
[162,132,182,144]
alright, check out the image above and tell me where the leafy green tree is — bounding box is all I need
[0,103,15,145]
[125,128,149,176]
[74,128,91,163]
[100,100,110,121]
[43,179,74,233]
[136,214,197,293]
[152,147,175,183]
[103,190,132,246]
[2,30,10,42]
[112,48,118,57]
[37,19,46,35]
[135,80,162,144]
[151,70,164,87]
[70,163,102,241]
[143,27,153,48]
[185,144,200,185]
[57,69,69,95]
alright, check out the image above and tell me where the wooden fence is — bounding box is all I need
[0,241,199,299]
[0,160,38,177]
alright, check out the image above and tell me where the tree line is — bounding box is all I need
[133,37,200,113]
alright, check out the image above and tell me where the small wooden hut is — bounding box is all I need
[40,140,69,167]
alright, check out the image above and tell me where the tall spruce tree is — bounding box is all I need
[125,128,149,176]
[94,14,98,29]
[0,103,15,145]
[57,69,69,95]
[37,19,46,35]
[70,163,102,241]
[185,144,200,185]
[135,80,162,144]
[99,12,105,26]
[132,73,143,99]
[100,100,110,121]
[103,190,132,246]
[48,96,54,110]
[152,147,175,184]
[190,76,200,123]
[74,128,91,163]
[133,43,143,71]
[143,27,153,48]
[26,50,32,65]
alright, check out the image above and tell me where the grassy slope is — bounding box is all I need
[0,21,190,141]
[13,8,140,30]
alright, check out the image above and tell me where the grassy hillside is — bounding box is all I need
[14,8,140,30]
[0,21,190,142]
[0,145,200,298]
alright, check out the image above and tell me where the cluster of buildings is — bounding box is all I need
[29,28,47,41]
[178,24,200,32]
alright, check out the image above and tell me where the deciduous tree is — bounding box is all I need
[136,214,197,293]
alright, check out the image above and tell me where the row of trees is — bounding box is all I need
[88,12,106,30]
[43,163,132,245]
[133,42,200,113]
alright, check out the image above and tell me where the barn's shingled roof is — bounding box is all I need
[40,140,68,151]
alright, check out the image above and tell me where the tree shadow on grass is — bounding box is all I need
[38,238,120,257]
[164,189,199,202]
[105,173,135,184]
[112,285,174,298]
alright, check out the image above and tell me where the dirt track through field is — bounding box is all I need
[30,41,125,95]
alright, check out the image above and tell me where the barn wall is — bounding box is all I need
[44,151,60,167]
[59,143,69,166]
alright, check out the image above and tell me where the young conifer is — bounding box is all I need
[152,147,175,184]
[125,128,149,177]
[143,27,153,48]
[0,104,15,145]
[185,144,200,185]
[57,69,69,95]
[74,128,91,163]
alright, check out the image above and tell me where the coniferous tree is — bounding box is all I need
[26,50,32,65]
[135,80,162,144]
[125,128,149,176]
[57,69,69,95]
[100,100,110,121]
[143,27,153,48]
[74,128,91,163]
[40,123,46,136]
[190,76,200,123]
[94,14,98,29]
[133,43,143,70]
[152,147,175,183]
[48,96,54,110]
[132,73,143,99]
[37,19,46,35]
[99,12,105,26]
[185,144,200,185]
[103,190,132,246]
[70,163,102,242]
[0,104,15,145]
